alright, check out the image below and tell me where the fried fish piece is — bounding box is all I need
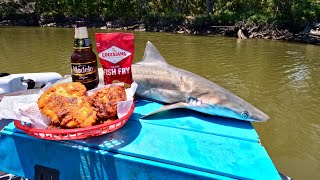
[38,82,97,128]
[90,86,126,121]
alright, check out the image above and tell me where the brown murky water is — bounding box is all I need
[1,27,320,179]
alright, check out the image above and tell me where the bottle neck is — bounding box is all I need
[74,27,88,39]
[73,26,91,49]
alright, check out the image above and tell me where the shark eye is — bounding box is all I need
[187,97,197,103]
[240,111,249,119]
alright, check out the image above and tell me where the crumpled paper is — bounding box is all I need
[0,82,137,129]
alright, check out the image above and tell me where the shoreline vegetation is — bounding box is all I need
[1,0,320,44]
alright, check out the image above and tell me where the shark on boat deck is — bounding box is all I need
[132,41,269,122]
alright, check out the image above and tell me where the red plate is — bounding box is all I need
[14,103,135,140]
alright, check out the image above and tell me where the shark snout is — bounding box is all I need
[251,108,270,122]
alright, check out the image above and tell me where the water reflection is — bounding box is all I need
[284,50,311,91]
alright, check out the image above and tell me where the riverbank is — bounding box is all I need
[1,18,319,45]
[98,20,320,45]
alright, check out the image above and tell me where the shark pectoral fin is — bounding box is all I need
[140,102,189,119]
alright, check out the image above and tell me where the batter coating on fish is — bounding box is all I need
[89,86,126,122]
[37,82,97,128]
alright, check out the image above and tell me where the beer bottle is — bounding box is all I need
[71,21,99,90]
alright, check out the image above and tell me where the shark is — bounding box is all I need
[132,41,269,122]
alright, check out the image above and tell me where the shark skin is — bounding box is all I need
[132,41,269,122]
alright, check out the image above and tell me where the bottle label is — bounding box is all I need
[71,61,98,83]
[74,38,91,48]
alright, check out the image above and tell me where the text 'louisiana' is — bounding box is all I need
[101,52,127,57]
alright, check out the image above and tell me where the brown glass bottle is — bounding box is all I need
[71,21,99,90]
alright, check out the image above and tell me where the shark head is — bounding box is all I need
[194,91,270,122]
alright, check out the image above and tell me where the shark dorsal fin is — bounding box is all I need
[136,41,169,66]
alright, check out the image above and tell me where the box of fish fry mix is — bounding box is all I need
[95,33,134,86]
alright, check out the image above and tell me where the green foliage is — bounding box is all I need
[191,14,214,29]
[213,9,236,25]
[1,0,319,30]
[247,14,270,24]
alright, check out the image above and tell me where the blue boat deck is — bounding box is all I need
[0,99,281,180]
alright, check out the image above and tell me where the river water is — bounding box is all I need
[1,27,320,179]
